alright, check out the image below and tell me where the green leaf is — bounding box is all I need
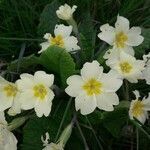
[7,54,39,72]
[22,99,72,150]
[102,108,128,138]
[37,0,60,36]
[22,116,60,150]
[79,110,102,125]
[135,28,150,58]
[79,11,96,62]
[39,46,76,87]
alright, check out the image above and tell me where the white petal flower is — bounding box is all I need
[39,24,80,53]
[16,71,55,117]
[107,51,145,83]
[56,4,77,21]
[129,91,150,124]
[0,111,17,150]
[0,76,20,114]
[65,61,123,115]
[142,52,150,85]
[98,15,144,55]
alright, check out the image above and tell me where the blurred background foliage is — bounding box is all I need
[0,0,150,149]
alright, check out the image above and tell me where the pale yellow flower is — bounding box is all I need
[129,91,150,124]
[65,61,122,115]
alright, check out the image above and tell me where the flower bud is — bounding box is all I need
[56,4,77,21]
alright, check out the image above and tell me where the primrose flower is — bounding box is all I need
[0,111,17,150]
[39,24,80,53]
[65,61,123,115]
[142,52,150,85]
[98,15,144,56]
[16,71,54,117]
[0,76,21,115]
[56,4,77,21]
[107,51,145,83]
[129,91,150,124]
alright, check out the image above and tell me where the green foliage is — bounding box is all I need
[135,28,150,58]
[22,99,73,150]
[7,54,39,73]
[102,108,128,138]
[39,46,76,87]
[37,0,60,36]
[0,0,150,149]
[22,116,59,150]
[79,11,96,62]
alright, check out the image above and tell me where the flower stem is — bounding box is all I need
[67,18,79,36]
[131,120,150,140]
[136,127,139,150]
[76,119,89,150]
[85,116,104,150]
[124,80,130,101]
[55,97,72,142]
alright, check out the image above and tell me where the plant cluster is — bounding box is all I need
[0,1,150,150]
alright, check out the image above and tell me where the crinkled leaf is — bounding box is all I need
[79,11,96,62]
[37,0,60,36]
[39,46,76,87]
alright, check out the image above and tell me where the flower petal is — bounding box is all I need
[128,27,142,35]
[115,15,130,33]
[143,96,150,111]
[19,90,35,110]
[65,75,83,97]
[126,32,144,46]
[0,76,8,84]
[17,74,34,90]
[8,93,22,116]
[54,24,72,38]
[96,93,119,111]
[136,112,147,124]
[39,42,50,53]
[101,70,122,92]
[34,71,54,87]
[75,92,97,115]
[143,66,150,85]
[81,61,103,80]
[119,45,135,56]
[34,101,52,117]
[63,36,80,52]
[43,33,52,40]
[98,24,115,45]
[0,92,13,111]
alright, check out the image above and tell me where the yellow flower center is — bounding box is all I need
[50,35,64,48]
[115,32,128,48]
[132,101,144,117]
[83,78,102,96]
[120,62,132,73]
[33,84,47,100]
[3,84,17,97]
